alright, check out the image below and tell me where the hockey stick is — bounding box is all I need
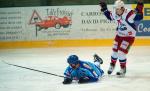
[1,60,65,78]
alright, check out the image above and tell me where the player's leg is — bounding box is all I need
[93,54,104,77]
[108,35,121,75]
[116,37,135,77]
[116,50,127,76]
[108,51,118,74]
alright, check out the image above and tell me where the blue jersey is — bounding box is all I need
[64,61,104,82]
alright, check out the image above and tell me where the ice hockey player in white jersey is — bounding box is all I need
[62,54,104,84]
[99,0,144,77]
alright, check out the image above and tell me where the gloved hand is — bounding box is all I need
[62,78,72,84]
[78,76,99,84]
[135,0,144,14]
[99,0,107,12]
[78,77,90,83]
[137,0,143,3]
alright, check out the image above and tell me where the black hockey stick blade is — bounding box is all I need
[1,60,65,78]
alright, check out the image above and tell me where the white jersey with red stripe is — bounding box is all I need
[110,9,137,37]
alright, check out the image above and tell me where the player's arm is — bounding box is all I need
[134,0,144,21]
[99,0,114,21]
[78,67,99,83]
[63,66,73,84]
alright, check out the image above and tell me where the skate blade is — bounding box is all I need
[116,74,125,78]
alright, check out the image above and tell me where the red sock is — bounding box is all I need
[111,56,117,65]
[119,59,126,69]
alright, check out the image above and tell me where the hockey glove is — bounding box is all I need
[62,78,72,84]
[135,1,143,13]
[134,0,144,21]
[99,0,107,12]
[78,76,99,84]
[78,77,90,84]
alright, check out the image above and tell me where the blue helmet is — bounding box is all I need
[67,55,79,65]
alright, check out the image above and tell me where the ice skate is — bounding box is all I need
[107,63,115,75]
[116,67,126,77]
[94,54,103,64]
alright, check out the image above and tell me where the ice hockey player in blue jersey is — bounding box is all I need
[62,54,104,84]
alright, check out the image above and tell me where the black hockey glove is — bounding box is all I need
[99,0,107,12]
[78,76,99,84]
[78,77,90,84]
[62,78,72,84]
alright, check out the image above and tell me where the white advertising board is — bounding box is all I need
[0,5,133,41]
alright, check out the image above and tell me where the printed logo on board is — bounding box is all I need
[29,9,73,37]
[136,20,150,36]
[29,10,42,25]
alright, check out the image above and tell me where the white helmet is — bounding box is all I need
[114,0,125,9]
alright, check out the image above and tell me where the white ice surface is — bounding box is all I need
[0,46,150,91]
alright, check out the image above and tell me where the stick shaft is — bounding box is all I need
[1,60,65,78]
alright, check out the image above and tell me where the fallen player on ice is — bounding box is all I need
[62,54,104,84]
